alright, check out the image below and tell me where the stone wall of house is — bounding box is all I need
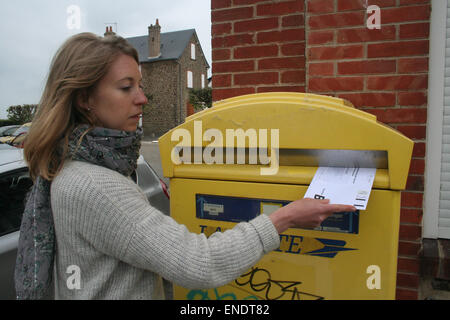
[140,60,179,138]
[178,33,210,119]
[140,33,209,138]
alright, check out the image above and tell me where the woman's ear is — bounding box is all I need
[76,89,90,111]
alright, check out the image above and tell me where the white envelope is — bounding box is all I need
[304,166,376,210]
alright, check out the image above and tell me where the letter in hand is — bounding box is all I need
[269,197,357,234]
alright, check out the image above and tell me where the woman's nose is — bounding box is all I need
[135,89,148,105]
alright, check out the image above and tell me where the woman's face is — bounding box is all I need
[85,53,148,132]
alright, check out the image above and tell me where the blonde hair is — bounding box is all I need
[24,32,139,182]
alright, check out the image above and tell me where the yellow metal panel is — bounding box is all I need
[160,93,413,189]
[171,178,400,300]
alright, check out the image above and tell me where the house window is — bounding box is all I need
[191,43,196,60]
[187,71,193,88]
[201,74,205,89]
[425,0,450,239]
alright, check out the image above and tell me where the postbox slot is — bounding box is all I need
[173,147,388,169]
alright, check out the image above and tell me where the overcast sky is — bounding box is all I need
[0,0,212,119]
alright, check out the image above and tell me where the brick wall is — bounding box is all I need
[212,0,306,100]
[211,0,431,300]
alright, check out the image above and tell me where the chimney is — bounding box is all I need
[104,26,116,37]
[148,19,161,58]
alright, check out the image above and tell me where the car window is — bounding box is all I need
[13,126,29,136]
[0,169,32,237]
[4,127,19,136]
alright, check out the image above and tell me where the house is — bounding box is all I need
[211,0,448,300]
[108,20,210,138]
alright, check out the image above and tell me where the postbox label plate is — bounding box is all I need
[195,194,359,234]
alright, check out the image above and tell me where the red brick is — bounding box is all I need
[234,72,279,85]
[382,5,431,24]
[257,28,305,44]
[365,108,427,124]
[309,45,364,60]
[412,143,426,158]
[401,192,423,209]
[367,75,428,90]
[337,26,396,43]
[213,60,255,73]
[234,45,278,59]
[213,87,255,102]
[211,0,232,10]
[212,34,254,48]
[258,57,305,70]
[234,17,278,33]
[257,85,305,93]
[309,12,365,29]
[308,30,334,45]
[338,0,396,11]
[399,224,422,241]
[307,0,335,14]
[398,241,421,256]
[212,7,254,23]
[212,74,232,88]
[309,77,364,92]
[398,92,427,106]
[400,208,423,225]
[406,175,424,191]
[309,62,334,76]
[212,23,232,36]
[257,0,304,16]
[396,287,419,300]
[396,125,427,139]
[233,0,265,5]
[398,58,428,73]
[400,23,430,39]
[368,40,429,58]
[409,158,425,175]
[282,14,305,28]
[398,257,421,274]
[338,93,396,108]
[337,60,396,75]
[281,70,306,83]
[212,48,231,61]
[281,43,305,56]
[397,272,420,288]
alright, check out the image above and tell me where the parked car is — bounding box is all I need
[0,123,32,145]
[0,126,20,138]
[0,146,170,299]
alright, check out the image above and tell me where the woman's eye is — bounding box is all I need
[121,87,131,91]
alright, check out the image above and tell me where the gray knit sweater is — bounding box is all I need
[50,160,280,299]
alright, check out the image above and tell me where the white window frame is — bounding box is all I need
[187,70,193,88]
[424,0,447,238]
[201,74,205,89]
[191,43,196,60]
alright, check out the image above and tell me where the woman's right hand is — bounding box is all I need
[269,198,357,233]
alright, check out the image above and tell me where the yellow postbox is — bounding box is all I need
[158,92,413,300]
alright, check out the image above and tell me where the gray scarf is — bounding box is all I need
[14,124,143,299]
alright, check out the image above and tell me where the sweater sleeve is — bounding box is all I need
[72,168,280,289]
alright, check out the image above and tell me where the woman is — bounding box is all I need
[14,32,356,300]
